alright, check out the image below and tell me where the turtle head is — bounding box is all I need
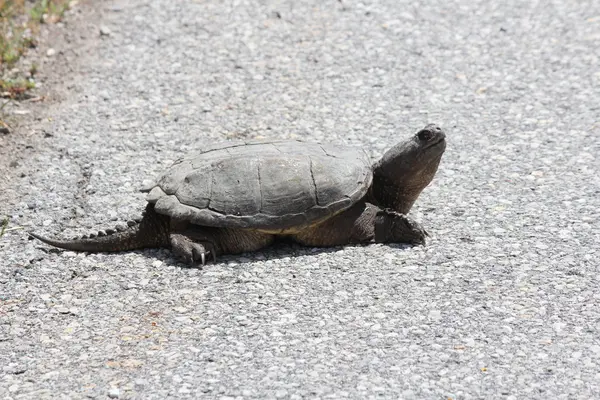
[371,124,446,214]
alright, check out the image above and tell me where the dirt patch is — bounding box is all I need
[1,0,71,101]
[0,0,103,212]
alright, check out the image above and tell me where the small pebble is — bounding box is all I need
[100,25,112,36]
[108,388,120,398]
[428,310,442,320]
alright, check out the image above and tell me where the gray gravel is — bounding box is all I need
[1,0,600,399]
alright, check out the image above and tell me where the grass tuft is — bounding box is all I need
[0,0,70,99]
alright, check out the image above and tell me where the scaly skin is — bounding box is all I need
[29,204,171,252]
[30,202,427,266]
[370,124,446,214]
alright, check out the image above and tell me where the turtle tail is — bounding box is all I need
[29,204,171,253]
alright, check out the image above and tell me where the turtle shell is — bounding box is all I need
[145,140,372,233]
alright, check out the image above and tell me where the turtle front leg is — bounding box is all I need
[291,202,428,247]
[373,208,428,245]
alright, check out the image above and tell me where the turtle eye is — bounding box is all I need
[417,129,434,142]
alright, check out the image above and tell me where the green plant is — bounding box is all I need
[0,216,23,238]
[0,0,70,100]
[0,216,8,238]
[0,25,26,67]
[0,0,25,19]
[0,77,35,98]
[30,0,69,23]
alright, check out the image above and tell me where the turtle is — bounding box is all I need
[30,124,446,265]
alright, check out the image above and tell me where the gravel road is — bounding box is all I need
[1,0,599,399]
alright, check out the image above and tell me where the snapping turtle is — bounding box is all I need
[30,124,446,265]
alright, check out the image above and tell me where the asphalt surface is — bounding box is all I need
[1,0,599,399]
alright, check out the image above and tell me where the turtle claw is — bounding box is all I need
[170,233,218,267]
[196,249,217,266]
[191,242,217,266]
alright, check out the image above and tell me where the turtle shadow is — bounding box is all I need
[139,240,420,269]
[138,242,346,268]
[32,240,341,268]
[32,236,420,269]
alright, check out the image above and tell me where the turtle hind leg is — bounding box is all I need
[170,233,217,266]
[170,226,274,266]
